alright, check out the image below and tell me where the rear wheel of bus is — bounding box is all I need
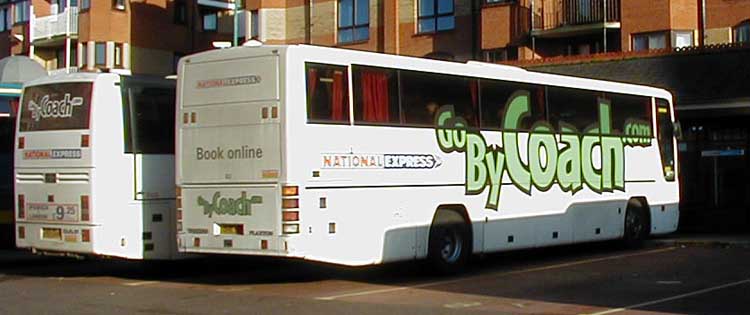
[428,208,471,274]
[623,198,650,248]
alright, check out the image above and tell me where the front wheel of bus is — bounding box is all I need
[428,212,470,274]
[623,200,650,248]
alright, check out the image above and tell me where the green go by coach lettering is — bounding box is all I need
[197,192,263,218]
[435,91,645,210]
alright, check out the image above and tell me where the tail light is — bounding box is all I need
[18,226,25,239]
[282,211,299,222]
[281,199,299,209]
[81,135,90,147]
[17,195,25,219]
[282,224,300,234]
[80,195,90,221]
[176,186,182,232]
[18,136,24,149]
[282,185,298,196]
[81,229,91,242]
[193,237,200,247]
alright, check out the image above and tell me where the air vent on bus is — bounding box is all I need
[58,173,90,184]
[16,173,45,183]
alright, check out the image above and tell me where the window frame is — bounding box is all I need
[632,31,669,51]
[13,0,29,24]
[734,21,750,44]
[202,11,218,32]
[337,0,370,44]
[81,0,90,11]
[417,0,455,34]
[113,0,126,11]
[305,62,351,125]
[94,42,106,66]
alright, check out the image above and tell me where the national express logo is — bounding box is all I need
[197,192,263,218]
[27,94,83,122]
[434,91,652,210]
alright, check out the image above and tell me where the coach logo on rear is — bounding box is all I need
[27,94,83,121]
[197,192,263,218]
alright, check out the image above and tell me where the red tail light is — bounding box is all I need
[18,226,25,239]
[193,237,200,247]
[176,209,182,221]
[81,135,90,147]
[281,199,299,209]
[81,229,91,242]
[81,195,90,221]
[17,195,25,219]
[282,211,299,222]
[18,136,24,149]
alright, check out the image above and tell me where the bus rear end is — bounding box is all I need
[15,75,100,256]
[177,47,293,256]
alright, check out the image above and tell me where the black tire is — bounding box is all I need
[623,200,650,248]
[428,213,470,274]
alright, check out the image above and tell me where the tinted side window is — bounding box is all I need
[123,84,176,154]
[608,92,652,135]
[656,98,675,181]
[306,63,350,124]
[547,86,599,132]
[399,69,477,127]
[352,65,400,124]
[480,79,545,131]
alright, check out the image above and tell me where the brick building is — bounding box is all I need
[0,0,241,76]
[0,1,746,70]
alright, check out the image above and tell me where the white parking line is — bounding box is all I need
[582,278,750,315]
[316,247,676,301]
[123,281,159,287]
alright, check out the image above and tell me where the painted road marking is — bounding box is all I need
[316,247,676,301]
[123,281,159,287]
[444,302,482,309]
[583,278,750,315]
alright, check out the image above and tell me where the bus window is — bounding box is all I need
[547,86,599,132]
[656,98,675,181]
[306,63,350,124]
[352,66,399,125]
[480,80,545,131]
[399,69,477,127]
[19,83,93,132]
[123,84,175,154]
[608,93,651,135]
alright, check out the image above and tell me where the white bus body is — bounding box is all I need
[176,45,679,267]
[15,73,179,259]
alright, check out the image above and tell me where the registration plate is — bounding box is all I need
[42,228,62,241]
[219,224,244,235]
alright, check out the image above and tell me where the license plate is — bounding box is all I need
[219,224,244,235]
[42,228,62,241]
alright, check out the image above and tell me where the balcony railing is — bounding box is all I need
[48,67,79,76]
[32,7,79,41]
[534,0,620,31]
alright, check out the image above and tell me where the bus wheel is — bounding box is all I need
[428,210,470,274]
[623,199,650,248]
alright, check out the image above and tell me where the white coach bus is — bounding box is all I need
[15,73,179,259]
[176,44,679,271]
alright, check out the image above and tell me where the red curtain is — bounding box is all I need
[307,68,318,103]
[9,98,19,118]
[361,70,389,122]
[331,70,347,121]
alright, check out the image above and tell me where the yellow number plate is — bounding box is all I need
[42,228,62,240]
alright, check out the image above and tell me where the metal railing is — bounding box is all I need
[534,0,620,30]
[32,7,78,41]
[48,67,79,76]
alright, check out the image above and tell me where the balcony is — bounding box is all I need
[532,0,620,38]
[31,7,79,44]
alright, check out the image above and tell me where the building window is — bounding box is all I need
[4,8,10,31]
[338,0,369,43]
[174,0,186,24]
[483,48,517,62]
[81,44,87,67]
[14,1,29,23]
[250,10,259,39]
[113,0,125,10]
[0,8,6,32]
[485,0,512,4]
[203,12,217,31]
[632,32,667,51]
[81,0,90,10]
[672,30,693,48]
[114,43,124,67]
[734,21,750,43]
[95,42,105,66]
[418,0,454,33]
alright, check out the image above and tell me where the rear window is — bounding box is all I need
[19,83,93,132]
